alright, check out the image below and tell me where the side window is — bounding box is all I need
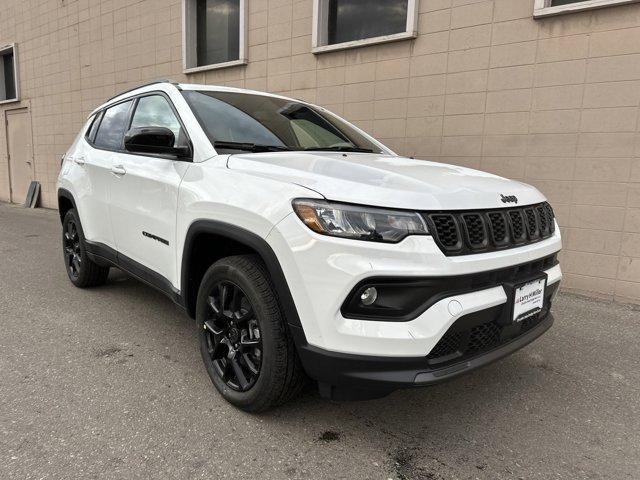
[130,95,185,147]
[94,100,133,150]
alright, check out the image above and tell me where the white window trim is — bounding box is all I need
[0,43,20,105]
[182,0,248,74]
[534,0,640,18]
[312,0,419,54]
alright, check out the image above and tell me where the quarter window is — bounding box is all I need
[130,96,184,147]
[86,112,102,142]
[313,0,419,53]
[183,0,247,73]
[93,100,133,150]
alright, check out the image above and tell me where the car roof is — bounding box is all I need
[89,80,307,117]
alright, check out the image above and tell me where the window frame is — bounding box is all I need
[534,0,640,18]
[0,43,20,105]
[311,0,419,54]
[182,0,248,74]
[86,91,193,162]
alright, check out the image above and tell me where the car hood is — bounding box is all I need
[226,152,545,210]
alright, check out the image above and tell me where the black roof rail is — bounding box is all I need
[104,79,180,104]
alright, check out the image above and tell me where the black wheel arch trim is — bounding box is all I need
[181,220,303,329]
[57,188,78,223]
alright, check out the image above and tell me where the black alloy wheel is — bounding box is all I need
[61,208,110,288]
[63,218,82,280]
[203,281,262,392]
[196,255,306,412]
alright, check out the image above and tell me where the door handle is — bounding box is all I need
[74,155,86,165]
[111,165,127,176]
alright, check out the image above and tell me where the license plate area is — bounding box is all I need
[512,276,547,323]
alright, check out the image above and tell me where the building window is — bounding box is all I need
[312,0,419,53]
[0,44,19,104]
[183,0,247,73]
[534,0,640,18]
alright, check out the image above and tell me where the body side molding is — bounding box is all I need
[84,240,184,308]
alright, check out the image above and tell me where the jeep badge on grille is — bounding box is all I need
[500,194,518,204]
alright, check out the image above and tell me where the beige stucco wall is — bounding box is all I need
[0,0,639,303]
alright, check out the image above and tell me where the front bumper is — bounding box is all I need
[292,312,554,400]
[267,213,562,357]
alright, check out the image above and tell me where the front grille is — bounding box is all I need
[509,210,526,242]
[427,331,464,359]
[461,213,488,249]
[467,321,501,353]
[525,207,539,239]
[428,318,503,363]
[487,212,508,245]
[430,214,461,249]
[424,202,555,256]
[544,203,556,234]
[427,311,549,365]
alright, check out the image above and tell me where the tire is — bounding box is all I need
[62,208,110,288]
[196,255,305,412]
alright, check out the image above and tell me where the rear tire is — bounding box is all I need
[62,208,110,288]
[196,255,305,412]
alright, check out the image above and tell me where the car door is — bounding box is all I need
[108,93,191,289]
[74,101,133,248]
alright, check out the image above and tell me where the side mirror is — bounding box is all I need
[124,126,191,158]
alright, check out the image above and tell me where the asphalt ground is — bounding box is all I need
[1,202,639,479]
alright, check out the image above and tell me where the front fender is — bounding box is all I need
[180,219,303,329]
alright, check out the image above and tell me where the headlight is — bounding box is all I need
[292,199,429,243]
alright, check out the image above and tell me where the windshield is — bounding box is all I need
[182,90,384,154]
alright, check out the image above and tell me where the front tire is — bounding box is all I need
[196,255,305,412]
[62,209,110,288]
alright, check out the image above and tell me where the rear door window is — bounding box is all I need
[94,100,133,150]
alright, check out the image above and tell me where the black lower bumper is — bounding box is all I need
[291,313,554,401]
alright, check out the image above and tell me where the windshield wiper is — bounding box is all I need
[214,141,375,154]
[303,146,375,153]
[214,141,291,153]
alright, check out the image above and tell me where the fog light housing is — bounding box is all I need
[341,279,446,322]
[360,287,378,306]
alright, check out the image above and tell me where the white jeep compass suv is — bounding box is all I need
[57,81,562,411]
